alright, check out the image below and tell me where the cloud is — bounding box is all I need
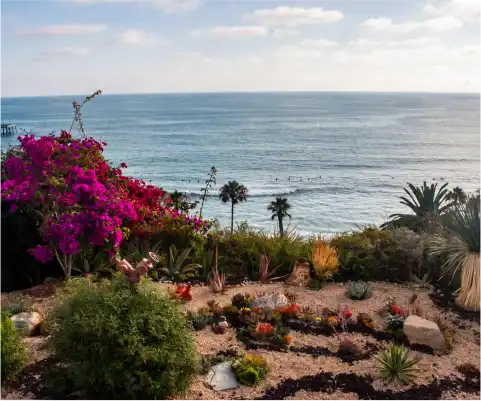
[359,16,463,34]
[191,25,267,38]
[71,0,201,13]
[17,24,107,37]
[247,6,343,27]
[350,36,442,48]
[271,29,299,38]
[114,29,161,45]
[33,47,89,62]
[423,0,480,23]
[300,39,338,48]
[179,51,201,57]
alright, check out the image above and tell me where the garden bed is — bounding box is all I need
[1,281,480,400]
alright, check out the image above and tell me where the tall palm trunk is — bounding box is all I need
[278,213,284,237]
[231,201,234,234]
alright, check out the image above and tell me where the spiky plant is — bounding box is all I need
[311,239,339,281]
[384,182,454,231]
[375,344,418,385]
[159,245,201,282]
[259,253,281,283]
[347,280,372,300]
[428,201,480,311]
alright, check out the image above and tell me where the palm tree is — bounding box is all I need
[219,181,248,233]
[267,197,292,237]
[383,181,454,232]
[428,201,480,311]
[446,186,467,205]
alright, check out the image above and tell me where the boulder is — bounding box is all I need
[205,362,239,391]
[250,293,289,310]
[286,261,310,287]
[403,315,446,350]
[10,311,43,336]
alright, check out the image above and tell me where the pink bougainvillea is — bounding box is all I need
[1,131,209,276]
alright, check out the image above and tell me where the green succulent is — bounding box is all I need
[375,344,418,385]
[159,245,201,282]
[236,367,261,386]
[186,312,210,331]
[347,280,372,300]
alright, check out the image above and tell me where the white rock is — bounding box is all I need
[10,312,43,336]
[205,362,239,391]
[403,315,446,350]
[251,293,290,310]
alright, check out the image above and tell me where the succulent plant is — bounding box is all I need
[347,280,372,300]
[375,344,419,385]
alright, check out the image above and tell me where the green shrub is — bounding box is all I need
[48,277,197,399]
[347,280,372,300]
[232,353,268,386]
[231,293,253,309]
[1,312,27,383]
[375,344,418,385]
[186,311,210,331]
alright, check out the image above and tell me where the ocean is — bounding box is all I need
[1,92,479,235]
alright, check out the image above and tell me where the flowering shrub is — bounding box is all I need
[1,132,208,277]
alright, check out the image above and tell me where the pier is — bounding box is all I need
[1,124,17,137]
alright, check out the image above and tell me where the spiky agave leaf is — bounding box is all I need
[375,344,418,385]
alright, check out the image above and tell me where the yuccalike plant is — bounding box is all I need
[347,280,372,300]
[311,239,339,281]
[160,245,201,282]
[375,344,419,385]
[1,312,28,384]
[428,201,480,311]
[267,197,292,237]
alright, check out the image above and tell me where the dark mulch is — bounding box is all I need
[290,342,379,364]
[255,370,480,400]
[429,292,480,325]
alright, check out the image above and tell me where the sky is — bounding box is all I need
[1,0,480,96]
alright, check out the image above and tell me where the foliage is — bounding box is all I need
[375,344,419,385]
[47,277,197,399]
[384,181,454,232]
[231,293,254,309]
[209,245,225,293]
[446,186,467,205]
[198,166,217,218]
[267,197,292,237]
[168,190,198,214]
[259,253,281,283]
[219,180,248,234]
[428,201,480,310]
[1,312,28,383]
[311,239,338,281]
[357,312,375,328]
[386,315,405,331]
[160,245,201,282]
[347,280,372,300]
[186,311,210,331]
[197,353,229,374]
[232,354,268,386]
[338,336,359,356]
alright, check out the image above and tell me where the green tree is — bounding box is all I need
[446,186,468,205]
[219,180,248,234]
[383,181,454,232]
[169,190,198,213]
[267,197,292,237]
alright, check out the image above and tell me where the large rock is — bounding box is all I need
[10,312,43,336]
[250,293,290,310]
[205,362,239,391]
[403,315,446,349]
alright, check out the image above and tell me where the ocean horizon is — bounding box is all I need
[1,91,479,235]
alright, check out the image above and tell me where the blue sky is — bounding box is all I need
[1,0,479,96]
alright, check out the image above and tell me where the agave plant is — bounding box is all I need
[209,245,225,293]
[347,280,372,300]
[375,344,418,385]
[384,182,454,232]
[259,253,282,283]
[428,201,480,311]
[159,245,201,282]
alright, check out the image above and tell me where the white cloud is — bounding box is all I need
[34,47,89,61]
[114,29,161,45]
[271,29,299,38]
[350,36,442,48]
[359,16,463,34]
[191,25,267,38]
[247,6,343,27]
[424,0,480,23]
[72,0,201,13]
[301,39,338,48]
[17,24,107,37]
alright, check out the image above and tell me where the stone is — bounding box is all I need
[205,362,239,391]
[286,261,311,287]
[10,312,43,336]
[250,293,290,310]
[403,315,446,350]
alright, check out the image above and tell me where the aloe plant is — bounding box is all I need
[159,245,201,282]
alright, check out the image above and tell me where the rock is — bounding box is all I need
[286,261,310,287]
[403,315,446,349]
[10,312,43,336]
[251,293,290,310]
[205,362,239,391]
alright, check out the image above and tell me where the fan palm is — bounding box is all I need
[267,197,292,237]
[428,201,480,311]
[219,180,248,234]
[384,181,454,232]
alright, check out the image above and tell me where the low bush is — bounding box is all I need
[48,277,197,399]
[232,353,268,386]
[1,311,28,383]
